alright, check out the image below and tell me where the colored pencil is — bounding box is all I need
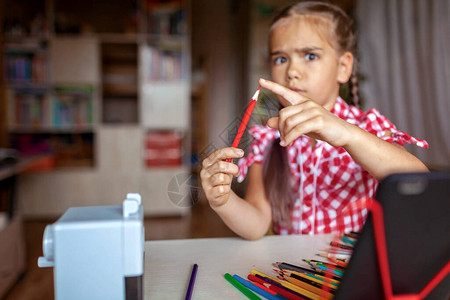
[248,274,306,300]
[317,253,351,262]
[251,269,321,300]
[314,266,343,278]
[302,261,342,274]
[305,273,340,286]
[253,273,309,300]
[278,265,342,281]
[336,260,348,268]
[274,262,341,281]
[274,262,323,276]
[246,279,278,296]
[280,270,339,290]
[315,265,344,276]
[226,86,261,162]
[233,274,285,300]
[341,235,356,245]
[281,274,334,298]
[224,273,261,300]
[278,268,341,285]
[270,284,307,300]
[308,259,346,270]
[330,241,354,250]
[276,270,336,294]
[320,247,353,254]
[184,263,198,300]
[344,232,359,239]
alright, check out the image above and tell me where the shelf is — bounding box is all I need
[103,84,138,97]
[3,36,49,44]
[8,126,95,134]
[102,98,138,124]
[102,64,138,96]
[4,83,50,91]
[102,43,138,63]
[98,33,140,44]
[101,42,138,124]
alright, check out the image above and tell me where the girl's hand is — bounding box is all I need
[260,78,351,147]
[200,147,244,208]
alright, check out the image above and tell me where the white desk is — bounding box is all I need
[144,234,334,299]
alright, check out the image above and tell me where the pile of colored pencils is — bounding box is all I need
[224,232,359,300]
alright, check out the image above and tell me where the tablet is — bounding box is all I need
[335,171,450,300]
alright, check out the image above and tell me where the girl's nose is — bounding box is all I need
[287,62,302,81]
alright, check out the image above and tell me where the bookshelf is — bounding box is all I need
[140,0,191,170]
[3,35,99,169]
[2,0,192,217]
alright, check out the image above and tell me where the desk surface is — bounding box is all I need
[144,234,334,299]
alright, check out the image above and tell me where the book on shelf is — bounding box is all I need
[144,131,183,167]
[141,46,183,82]
[7,85,94,130]
[3,43,48,83]
[4,52,48,83]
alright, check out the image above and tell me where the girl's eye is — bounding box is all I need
[305,53,318,61]
[273,56,287,65]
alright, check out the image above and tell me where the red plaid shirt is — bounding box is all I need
[237,97,428,235]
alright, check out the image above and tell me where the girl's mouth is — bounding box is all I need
[289,87,306,94]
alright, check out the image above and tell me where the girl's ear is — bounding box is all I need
[337,51,354,84]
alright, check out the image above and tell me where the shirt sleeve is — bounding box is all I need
[237,125,278,182]
[359,109,428,148]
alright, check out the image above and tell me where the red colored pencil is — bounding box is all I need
[247,274,304,300]
[226,86,261,162]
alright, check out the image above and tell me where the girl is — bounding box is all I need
[200,1,428,240]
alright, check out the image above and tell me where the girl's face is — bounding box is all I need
[269,17,352,110]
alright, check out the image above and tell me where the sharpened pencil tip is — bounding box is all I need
[252,86,261,101]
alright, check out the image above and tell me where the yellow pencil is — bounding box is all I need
[283,270,338,290]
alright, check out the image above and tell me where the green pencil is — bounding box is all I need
[224,273,261,300]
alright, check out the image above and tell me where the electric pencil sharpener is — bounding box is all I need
[38,193,145,300]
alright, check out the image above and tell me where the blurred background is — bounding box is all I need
[0,0,448,299]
